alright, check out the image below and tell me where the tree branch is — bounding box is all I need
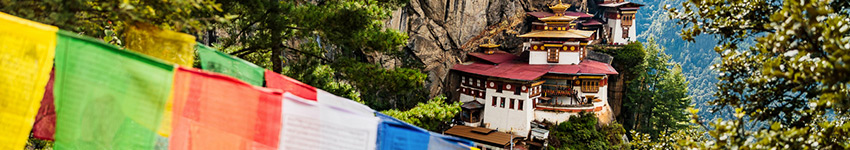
[229,43,331,63]
[230,46,264,56]
[281,44,331,63]
[283,26,307,30]
[222,10,272,49]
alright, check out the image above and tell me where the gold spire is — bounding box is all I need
[479,39,500,54]
[479,39,500,48]
[549,0,571,12]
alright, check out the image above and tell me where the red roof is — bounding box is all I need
[526,12,553,18]
[468,51,518,64]
[563,11,593,18]
[452,61,550,81]
[579,60,619,75]
[527,11,593,18]
[598,2,645,8]
[580,18,603,26]
[452,60,618,81]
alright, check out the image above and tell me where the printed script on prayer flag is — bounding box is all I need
[170,67,282,150]
[53,31,173,150]
[0,12,57,150]
[280,93,380,150]
[124,23,196,67]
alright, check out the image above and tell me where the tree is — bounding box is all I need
[661,0,850,148]
[600,122,629,150]
[599,40,692,140]
[0,0,227,42]
[626,39,691,139]
[380,96,461,132]
[211,0,426,111]
[2,0,430,111]
[629,120,707,150]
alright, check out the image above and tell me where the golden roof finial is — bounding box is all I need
[479,39,500,48]
[550,0,570,12]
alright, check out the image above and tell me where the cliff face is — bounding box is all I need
[382,0,589,97]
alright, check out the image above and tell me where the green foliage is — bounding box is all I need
[213,0,424,110]
[380,96,461,132]
[548,112,620,150]
[0,0,226,41]
[24,135,52,150]
[596,42,647,79]
[659,0,850,148]
[632,0,725,123]
[629,122,707,150]
[600,122,629,150]
[281,42,362,103]
[334,59,428,110]
[605,39,692,140]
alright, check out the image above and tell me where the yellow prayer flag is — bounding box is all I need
[0,12,57,149]
[124,23,195,137]
[124,23,196,67]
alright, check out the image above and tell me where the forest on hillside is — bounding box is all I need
[630,0,732,121]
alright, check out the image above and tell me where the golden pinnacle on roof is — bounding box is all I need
[549,0,571,12]
[479,39,500,48]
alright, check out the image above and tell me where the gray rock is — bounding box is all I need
[381,0,569,97]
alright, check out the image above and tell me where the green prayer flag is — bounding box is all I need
[53,30,174,150]
[197,44,265,86]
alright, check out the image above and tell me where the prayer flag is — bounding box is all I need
[197,44,265,86]
[0,12,57,149]
[376,113,430,150]
[53,31,174,149]
[264,70,317,101]
[265,70,374,116]
[428,133,476,150]
[170,67,283,150]
[280,93,380,150]
[32,68,56,141]
[124,23,196,67]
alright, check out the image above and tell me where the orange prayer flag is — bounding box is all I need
[170,67,283,150]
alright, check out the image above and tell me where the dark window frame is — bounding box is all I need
[500,97,506,108]
[518,100,524,110]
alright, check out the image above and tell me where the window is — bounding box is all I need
[581,80,600,93]
[509,99,515,109]
[622,27,630,39]
[492,96,497,107]
[514,85,521,95]
[518,100,524,110]
[496,83,503,93]
[500,97,506,108]
[532,98,537,108]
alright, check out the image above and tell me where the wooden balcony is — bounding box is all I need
[540,85,574,96]
[535,101,593,108]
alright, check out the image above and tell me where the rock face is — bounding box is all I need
[382,0,590,98]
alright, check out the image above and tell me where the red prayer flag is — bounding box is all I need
[32,68,55,141]
[264,70,317,101]
[170,67,283,150]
